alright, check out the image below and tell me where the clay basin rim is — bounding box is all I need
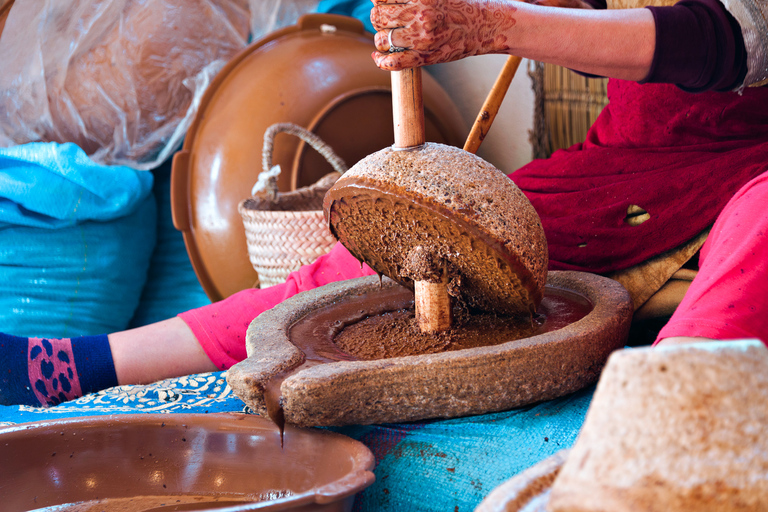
[227,271,633,427]
[0,413,375,512]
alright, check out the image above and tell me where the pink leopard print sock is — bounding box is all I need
[1,333,117,407]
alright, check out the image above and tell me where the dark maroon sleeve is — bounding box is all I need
[570,0,746,91]
[643,0,747,91]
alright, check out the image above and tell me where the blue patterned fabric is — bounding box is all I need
[0,373,592,511]
[0,372,242,427]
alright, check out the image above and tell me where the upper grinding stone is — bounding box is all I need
[323,142,548,316]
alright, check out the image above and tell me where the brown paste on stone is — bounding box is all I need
[323,142,550,317]
[262,283,592,431]
[288,284,592,362]
[326,182,541,316]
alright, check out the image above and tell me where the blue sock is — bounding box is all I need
[0,332,117,407]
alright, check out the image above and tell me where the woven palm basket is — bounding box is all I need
[529,61,609,159]
[239,123,347,288]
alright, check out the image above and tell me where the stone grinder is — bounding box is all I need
[227,64,633,428]
[324,66,548,332]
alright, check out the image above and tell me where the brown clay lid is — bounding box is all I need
[0,413,375,511]
[171,13,466,301]
[324,142,549,316]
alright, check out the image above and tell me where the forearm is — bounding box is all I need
[373,0,655,81]
[496,2,655,81]
[109,317,217,385]
[504,0,748,89]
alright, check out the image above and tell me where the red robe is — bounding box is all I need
[509,80,768,273]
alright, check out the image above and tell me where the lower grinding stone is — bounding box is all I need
[226,271,633,427]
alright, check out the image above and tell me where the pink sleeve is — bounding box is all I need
[656,171,768,344]
[178,242,377,369]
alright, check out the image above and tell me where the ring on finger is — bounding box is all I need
[388,28,407,53]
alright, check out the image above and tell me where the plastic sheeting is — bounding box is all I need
[0,0,347,169]
[0,0,250,170]
[250,0,320,40]
[0,142,156,338]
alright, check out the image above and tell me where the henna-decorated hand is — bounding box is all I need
[371,0,518,70]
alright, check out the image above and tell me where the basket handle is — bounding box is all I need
[256,123,348,201]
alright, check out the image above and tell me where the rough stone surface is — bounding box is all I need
[548,340,768,512]
[323,142,549,316]
[225,314,305,417]
[226,271,632,427]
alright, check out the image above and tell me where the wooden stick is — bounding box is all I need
[415,280,453,333]
[463,55,523,154]
[392,70,451,331]
[391,68,426,149]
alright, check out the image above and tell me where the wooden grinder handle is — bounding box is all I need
[391,68,450,332]
[391,58,521,332]
[392,68,426,149]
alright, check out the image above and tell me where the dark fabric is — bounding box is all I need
[574,0,747,91]
[0,332,116,407]
[71,334,117,395]
[645,0,747,91]
[510,80,768,273]
[582,0,607,9]
[0,332,38,406]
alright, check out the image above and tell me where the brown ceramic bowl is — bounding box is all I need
[0,413,375,512]
[171,13,467,302]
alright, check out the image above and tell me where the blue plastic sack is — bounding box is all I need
[0,142,153,228]
[316,0,374,33]
[129,160,211,327]
[0,142,156,338]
